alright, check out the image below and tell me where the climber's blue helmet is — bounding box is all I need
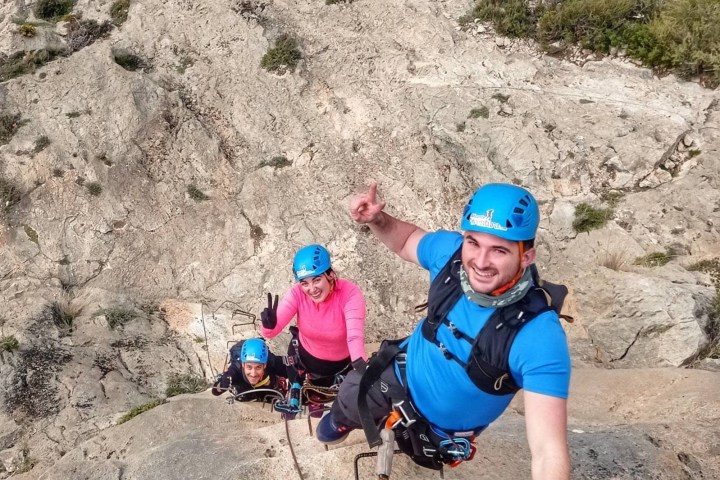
[460,183,539,241]
[292,244,332,281]
[239,338,269,364]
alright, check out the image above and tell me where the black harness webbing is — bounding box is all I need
[358,340,405,448]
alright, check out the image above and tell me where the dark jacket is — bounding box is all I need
[211,350,288,401]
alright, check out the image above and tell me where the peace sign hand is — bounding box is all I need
[261,293,279,329]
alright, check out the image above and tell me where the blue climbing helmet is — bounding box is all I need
[238,338,268,364]
[460,183,540,241]
[292,244,332,281]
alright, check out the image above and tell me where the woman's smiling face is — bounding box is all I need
[299,273,334,303]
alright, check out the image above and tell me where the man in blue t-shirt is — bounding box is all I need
[317,182,571,479]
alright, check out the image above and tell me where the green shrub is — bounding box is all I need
[48,292,86,336]
[688,258,720,280]
[461,0,538,37]
[573,202,613,233]
[260,35,302,73]
[0,50,55,82]
[634,251,671,267]
[67,19,113,52]
[187,184,209,201]
[34,0,74,21]
[468,106,489,119]
[117,398,165,424]
[1,178,21,210]
[110,0,130,25]
[98,307,136,329]
[491,93,510,103]
[638,0,720,84]
[0,335,20,352]
[0,113,24,145]
[460,0,719,87]
[260,156,292,168]
[86,182,102,196]
[600,190,624,208]
[66,111,81,118]
[456,122,466,132]
[113,51,147,72]
[34,135,51,153]
[18,23,37,37]
[24,225,38,244]
[166,374,209,397]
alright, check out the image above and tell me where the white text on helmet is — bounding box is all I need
[468,210,508,232]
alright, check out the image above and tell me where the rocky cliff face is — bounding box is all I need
[0,0,718,478]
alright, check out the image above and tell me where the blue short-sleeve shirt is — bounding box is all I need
[403,230,571,431]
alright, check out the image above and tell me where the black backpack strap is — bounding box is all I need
[529,264,574,322]
[421,246,464,339]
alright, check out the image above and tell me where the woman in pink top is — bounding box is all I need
[261,244,368,397]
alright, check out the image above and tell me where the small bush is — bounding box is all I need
[461,0,538,37]
[573,203,613,233]
[600,190,624,208]
[113,51,147,72]
[0,335,20,352]
[688,149,701,158]
[24,225,38,244]
[1,178,21,210]
[66,111,81,118]
[260,155,292,168]
[166,374,209,397]
[110,0,130,25]
[18,23,37,37]
[117,398,165,424]
[48,292,86,336]
[491,93,510,103]
[98,307,136,329]
[187,184,209,201]
[176,56,193,74]
[260,35,302,73]
[456,122,466,132]
[634,251,671,267]
[0,113,24,145]
[688,258,720,281]
[598,248,628,271]
[34,0,75,21]
[0,49,55,82]
[86,182,102,196]
[67,19,113,52]
[34,135,51,153]
[468,106,489,119]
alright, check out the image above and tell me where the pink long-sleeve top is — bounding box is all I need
[261,279,367,362]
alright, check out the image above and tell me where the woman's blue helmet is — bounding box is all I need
[292,244,332,281]
[460,183,539,241]
[239,338,269,364]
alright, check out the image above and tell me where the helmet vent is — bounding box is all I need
[513,207,524,214]
[519,196,529,207]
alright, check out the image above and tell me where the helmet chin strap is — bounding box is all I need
[490,241,525,296]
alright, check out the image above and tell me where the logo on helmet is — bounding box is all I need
[295,265,314,278]
[468,209,508,232]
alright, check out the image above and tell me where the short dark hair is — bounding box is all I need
[523,239,535,250]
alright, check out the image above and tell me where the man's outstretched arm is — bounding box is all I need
[524,390,571,480]
[349,183,426,265]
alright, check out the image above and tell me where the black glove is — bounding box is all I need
[261,293,279,329]
[351,358,368,374]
